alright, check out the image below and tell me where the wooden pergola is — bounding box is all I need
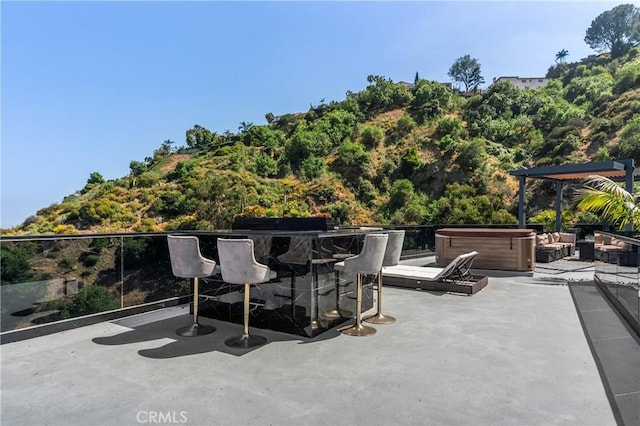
[509,159,638,232]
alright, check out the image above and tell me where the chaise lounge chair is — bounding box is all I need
[382,251,487,295]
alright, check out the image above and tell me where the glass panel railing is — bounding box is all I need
[1,233,186,333]
[118,235,184,307]
[335,225,434,258]
[400,226,432,257]
[5,224,576,336]
[593,231,640,330]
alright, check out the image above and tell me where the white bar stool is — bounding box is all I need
[365,230,404,324]
[334,233,388,337]
[217,238,277,348]
[167,235,217,337]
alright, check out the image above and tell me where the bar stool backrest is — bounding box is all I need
[382,230,405,267]
[167,235,216,278]
[217,238,272,285]
[344,233,389,274]
[277,236,312,265]
[251,235,273,264]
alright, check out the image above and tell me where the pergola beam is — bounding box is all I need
[509,159,637,232]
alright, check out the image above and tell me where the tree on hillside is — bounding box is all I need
[555,49,569,63]
[185,124,215,149]
[410,80,455,123]
[265,112,275,123]
[355,75,413,118]
[156,139,175,156]
[129,160,147,177]
[584,4,640,58]
[87,172,104,185]
[448,54,485,92]
[238,121,254,133]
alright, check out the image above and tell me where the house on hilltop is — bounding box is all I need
[492,76,548,90]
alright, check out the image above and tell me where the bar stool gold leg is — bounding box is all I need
[340,274,376,336]
[322,271,353,319]
[177,277,216,337]
[364,273,396,324]
[225,283,267,348]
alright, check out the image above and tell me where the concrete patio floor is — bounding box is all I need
[1,260,621,425]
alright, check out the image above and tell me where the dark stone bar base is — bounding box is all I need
[198,270,375,338]
[184,229,377,338]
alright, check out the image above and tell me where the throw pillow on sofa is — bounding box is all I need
[559,233,575,243]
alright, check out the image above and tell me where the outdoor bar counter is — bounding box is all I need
[186,228,376,338]
[435,228,536,272]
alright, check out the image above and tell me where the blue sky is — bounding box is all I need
[1,1,630,228]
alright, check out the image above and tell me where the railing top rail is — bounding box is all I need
[0,223,607,243]
[0,231,172,243]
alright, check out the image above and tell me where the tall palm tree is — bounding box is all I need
[555,49,569,63]
[575,175,639,230]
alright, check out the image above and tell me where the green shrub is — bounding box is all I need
[594,146,612,161]
[310,185,338,203]
[58,258,76,270]
[438,135,457,152]
[0,244,35,284]
[430,183,516,225]
[59,285,119,319]
[411,80,454,122]
[617,114,640,159]
[282,200,309,218]
[590,131,609,147]
[253,154,278,177]
[337,139,370,177]
[91,238,109,250]
[119,238,150,269]
[286,130,332,170]
[436,117,464,138]
[135,219,157,232]
[396,114,416,134]
[82,254,100,267]
[78,199,135,226]
[360,125,384,148]
[322,202,350,224]
[564,75,613,109]
[356,178,377,205]
[399,147,421,178]
[312,109,358,145]
[614,62,640,94]
[456,138,487,172]
[390,197,429,225]
[299,156,326,182]
[135,173,158,188]
[167,161,196,181]
[387,179,416,211]
[529,209,573,232]
[149,190,187,218]
[45,251,59,259]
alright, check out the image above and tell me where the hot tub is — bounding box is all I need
[435,228,536,272]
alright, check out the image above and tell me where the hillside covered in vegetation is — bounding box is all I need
[5,49,640,236]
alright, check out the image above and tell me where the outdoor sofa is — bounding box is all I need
[594,233,636,265]
[535,232,576,263]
